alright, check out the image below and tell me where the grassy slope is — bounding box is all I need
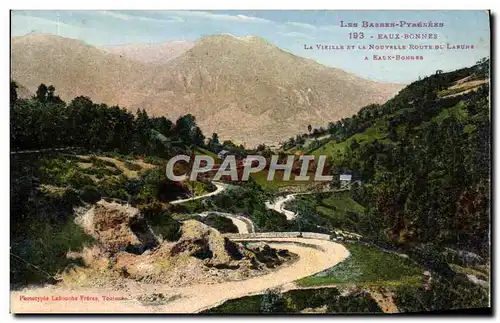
[289,191,364,228]
[193,146,219,160]
[321,191,365,214]
[430,101,468,123]
[309,97,471,164]
[251,169,317,190]
[205,287,382,313]
[297,242,423,287]
[310,122,387,160]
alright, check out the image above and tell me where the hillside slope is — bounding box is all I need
[11,34,148,108]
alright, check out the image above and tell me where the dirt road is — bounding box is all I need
[265,194,299,220]
[170,182,228,205]
[198,211,255,234]
[10,237,349,313]
[265,188,348,220]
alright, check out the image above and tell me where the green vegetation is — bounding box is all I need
[297,242,423,287]
[250,169,316,190]
[11,84,209,158]
[449,264,488,280]
[209,181,290,232]
[205,295,262,313]
[140,203,181,242]
[311,122,387,161]
[200,213,238,233]
[193,146,219,160]
[394,275,489,312]
[11,203,95,285]
[321,190,365,214]
[430,101,468,123]
[204,287,381,313]
[286,191,365,233]
[290,60,490,258]
[123,161,143,171]
[437,81,487,97]
[10,151,191,285]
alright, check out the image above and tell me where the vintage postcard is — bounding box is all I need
[10,10,491,314]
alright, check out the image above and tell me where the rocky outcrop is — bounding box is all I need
[69,205,293,288]
[75,200,158,254]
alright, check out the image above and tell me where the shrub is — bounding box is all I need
[139,203,181,241]
[202,214,238,233]
[61,188,82,206]
[65,170,94,189]
[11,220,95,285]
[88,156,116,168]
[124,161,142,171]
[394,275,489,313]
[260,288,285,313]
[144,155,165,165]
[100,176,129,201]
[79,185,101,204]
[146,212,181,241]
[83,166,122,177]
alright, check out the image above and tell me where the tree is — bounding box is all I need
[175,114,197,144]
[10,81,18,104]
[260,288,285,313]
[47,85,55,101]
[350,139,360,150]
[307,124,312,134]
[205,133,218,152]
[36,84,48,102]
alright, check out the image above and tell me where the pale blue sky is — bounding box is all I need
[11,10,490,83]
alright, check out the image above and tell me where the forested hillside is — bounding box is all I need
[297,59,490,257]
[10,83,205,156]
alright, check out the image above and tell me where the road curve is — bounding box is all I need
[265,194,299,220]
[170,182,228,205]
[198,211,255,234]
[265,188,348,220]
[10,237,349,314]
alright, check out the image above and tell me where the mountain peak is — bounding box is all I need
[11,32,404,147]
[199,34,264,43]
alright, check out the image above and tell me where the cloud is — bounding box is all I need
[279,31,314,39]
[11,13,89,37]
[97,10,184,23]
[285,21,316,29]
[236,14,267,21]
[166,11,271,23]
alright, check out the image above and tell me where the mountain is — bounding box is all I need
[99,41,195,64]
[15,82,33,99]
[11,33,404,147]
[11,34,154,109]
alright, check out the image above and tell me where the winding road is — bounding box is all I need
[10,237,349,314]
[198,211,255,234]
[265,187,353,220]
[11,179,351,313]
[265,194,300,220]
[169,182,228,205]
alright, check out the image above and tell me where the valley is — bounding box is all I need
[9,33,490,314]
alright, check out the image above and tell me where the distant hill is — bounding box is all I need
[11,33,404,147]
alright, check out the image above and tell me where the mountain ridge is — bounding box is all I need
[11,33,404,146]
